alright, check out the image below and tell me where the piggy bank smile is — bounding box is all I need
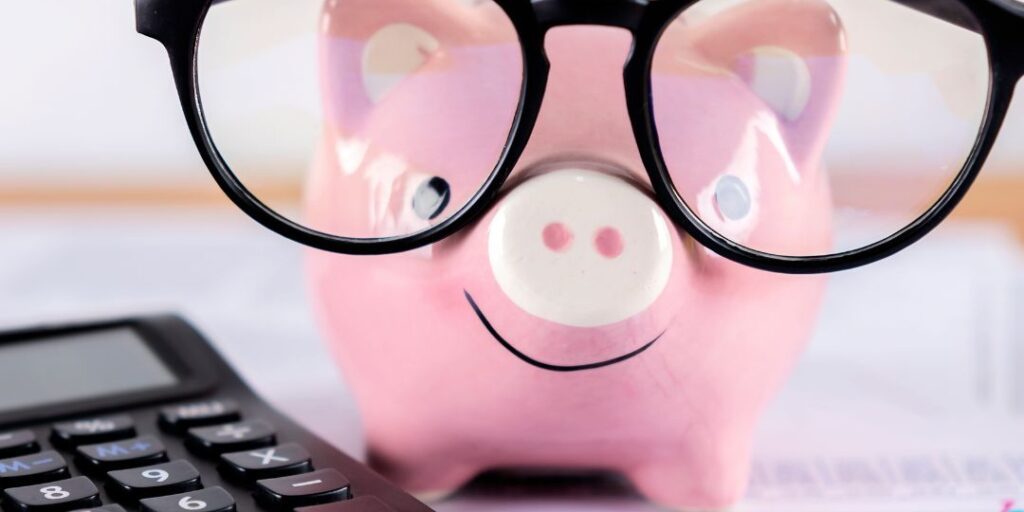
[463,290,667,372]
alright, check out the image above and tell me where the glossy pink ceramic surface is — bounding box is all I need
[306,1,845,509]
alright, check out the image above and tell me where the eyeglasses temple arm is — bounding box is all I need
[153,0,999,40]
[203,0,982,29]
[888,0,985,33]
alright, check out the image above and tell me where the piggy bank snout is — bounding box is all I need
[487,168,674,329]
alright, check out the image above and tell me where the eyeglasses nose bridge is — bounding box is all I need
[530,0,648,32]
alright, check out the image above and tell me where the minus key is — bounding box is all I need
[256,469,351,510]
[0,450,69,488]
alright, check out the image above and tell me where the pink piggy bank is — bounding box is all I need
[306,0,845,509]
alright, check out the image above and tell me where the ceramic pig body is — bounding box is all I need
[307,1,845,509]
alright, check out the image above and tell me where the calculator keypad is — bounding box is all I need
[0,402,408,512]
[0,451,69,489]
[186,421,276,458]
[0,432,39,459]
[51,417,136,450]
[138,486,235,512]
[2,476,101,512]
[76,436,168,473]
[220,443,312,482]
[107,460,202,502]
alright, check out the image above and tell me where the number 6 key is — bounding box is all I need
[139,486,235,512]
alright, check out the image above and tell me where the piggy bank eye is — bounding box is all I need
[411,176,451,221]
[696,172,759,247]
[713,174,752,221]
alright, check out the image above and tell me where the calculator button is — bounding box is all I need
[2,476,101,512]
[295,496,395,512]
[107,460,202,502]
[255,469,351,510]
[51,416,136,449]
[70,506,126,512]
[138,486,235,512]
[76,436,167,472]
[219,443,312,482]
[160,401,241,434]
[0,451,69,489]
[186,421,275,457]
[0,431,39,459]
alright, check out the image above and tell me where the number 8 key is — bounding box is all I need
[2,476,101,512]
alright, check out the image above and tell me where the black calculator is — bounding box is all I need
[0,314,434,512]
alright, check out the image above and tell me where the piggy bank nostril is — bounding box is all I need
[594,227,624,259]
[542,222,573,252]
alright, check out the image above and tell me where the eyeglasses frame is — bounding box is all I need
[135,0,1024,274]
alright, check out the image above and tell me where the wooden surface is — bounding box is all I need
[954,175,1024,237]
[0,182,301,208]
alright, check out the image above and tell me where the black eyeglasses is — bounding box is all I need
[135,0,1024,274]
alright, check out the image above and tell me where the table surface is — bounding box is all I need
[1,206,1023,511]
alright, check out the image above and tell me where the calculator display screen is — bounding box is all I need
[0,327,178,413]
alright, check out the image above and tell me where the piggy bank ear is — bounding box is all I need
[320,0,511,119]
[688,0,847,168]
